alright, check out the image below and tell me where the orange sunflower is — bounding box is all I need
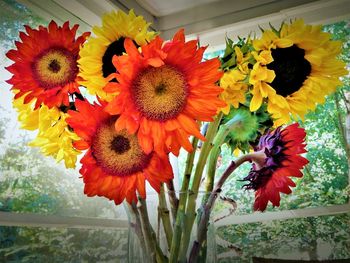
[105,30,225,155]
[66,100,173,204]
[6,21,90,109]
[243,123,308,211]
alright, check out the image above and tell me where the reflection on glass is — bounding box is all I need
[216,213,350,262]
[0,226,129,262]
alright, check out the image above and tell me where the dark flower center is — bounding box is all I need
[155,83,167,95]
[102,37,126,79]
[111,135,130,154]
[267,45,311,97]
[48,59,61,73]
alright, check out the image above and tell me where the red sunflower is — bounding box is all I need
[66,100,173,204]
[6,21,90,109]
[243,123,308,211]
[104,29,225,155]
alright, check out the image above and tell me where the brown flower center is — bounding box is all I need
[92,118,151,176]
[48,59,61,73]
[131,65,188,121]
[32,47,77,89]
[110,135,131,154]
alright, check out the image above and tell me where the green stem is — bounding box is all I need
[169,136,199,263]
[166,180,179,222]
[179,112,223,262]
[189,155,252,262]
[206,113,248,193]
[158,184,173,249]
[138,197,167,263]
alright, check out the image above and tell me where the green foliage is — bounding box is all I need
[0,226,128,263]
[217,213,350,262]
[0,0,46,50]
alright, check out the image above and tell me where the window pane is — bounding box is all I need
[216,213,350,262]
[0,0,128,220]
[0,226,129,262]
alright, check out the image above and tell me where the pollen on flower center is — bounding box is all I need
[92,118,151,176]
[267,45,311,97]
[131,65,188,121]
[32,47,77,89]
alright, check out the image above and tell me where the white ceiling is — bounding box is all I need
[135,0,221,16]
[18,0,350,51]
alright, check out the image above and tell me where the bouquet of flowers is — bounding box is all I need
[5,9,347,262]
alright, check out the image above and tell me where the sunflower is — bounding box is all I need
[66,100,173,204]
[12,92,39,131]
[220,68,248,114]
[220,44,252,114]
[223,105,272,154]
[104,30,225,155]
[6,21,90,109]
[29,105,81,168]
[250,19,347,125]
[242,123,308,211]
[78,10,156,101]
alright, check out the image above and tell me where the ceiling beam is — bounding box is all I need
[187,0,350,51]
[111,0,158,31]
[158,0,319,39]
[17,0,91,33]
[18,0,158,33]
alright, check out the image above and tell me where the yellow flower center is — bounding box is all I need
[32,47,77,89]
[131,65,188,121]
[92,118,151,176]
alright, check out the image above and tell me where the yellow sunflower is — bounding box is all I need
[220,46,251,114]
[250,19,347,125]
[220,69,248,114]
[12,92,39,131]
[78,10,156,101]
[29,106,81,168]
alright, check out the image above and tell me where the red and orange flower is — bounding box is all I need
[66,100,173,204]
[6,21,90,109]
[243,123,308,211]
[104,30,225,155]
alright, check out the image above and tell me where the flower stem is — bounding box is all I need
[189,155,251,262]
[169,136,199,262]
[179,112,223,261]
[126,202,148,263]
[166,180,179,222]
[158,184,174,249]
[199,112,248,228]
[138,197,167,263]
